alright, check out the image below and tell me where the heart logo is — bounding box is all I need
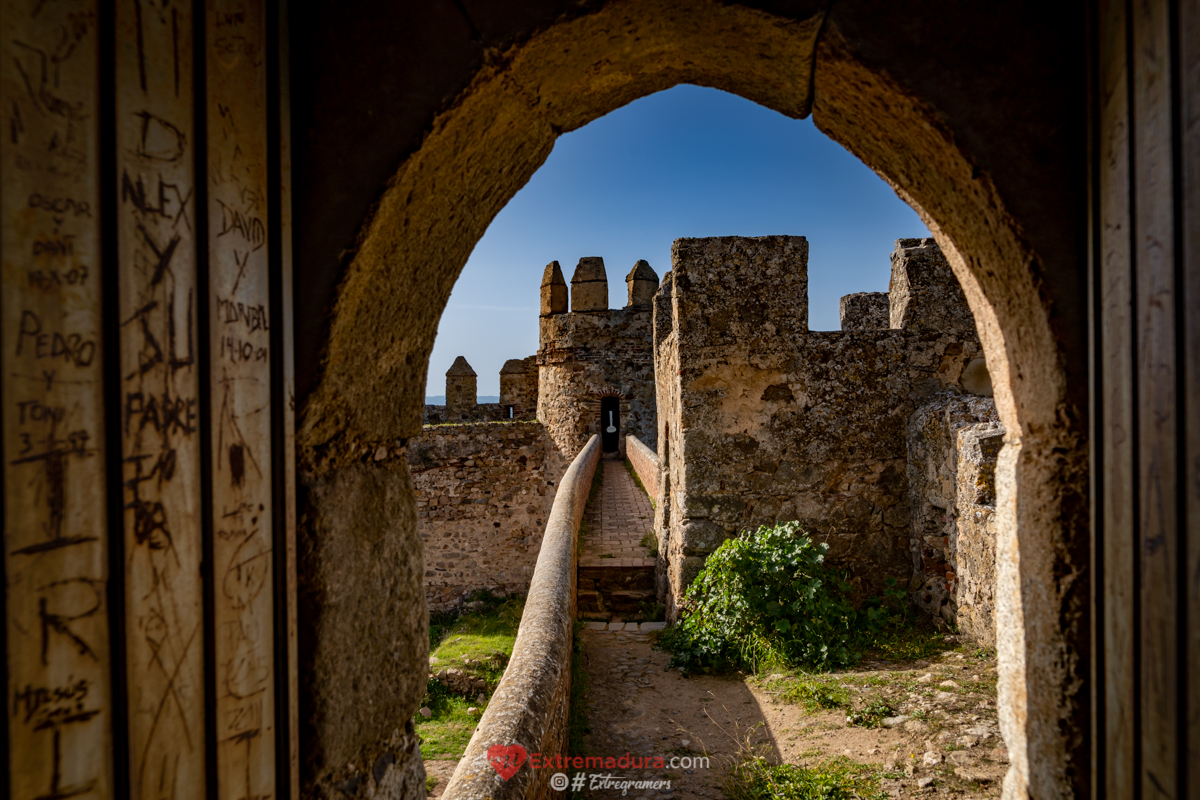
[487,744,527,781]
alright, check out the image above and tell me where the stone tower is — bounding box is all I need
[537,257,658,458]
[445,356,477,420]
[625,259,659,308]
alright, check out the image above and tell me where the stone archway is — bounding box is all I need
[296,2,1087,798]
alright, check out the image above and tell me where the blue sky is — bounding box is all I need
[428,85,929,398]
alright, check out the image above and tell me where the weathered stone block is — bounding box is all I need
[570,256,609,311]
[625,259,659,309]
[671,235,809,346]
[840,291,889,330]
[679,519,728,556]
[540,260,567,316]
[888,238,975,336]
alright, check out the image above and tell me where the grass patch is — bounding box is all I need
[418,593,523,760]
[723,754,887,800]
[780,675,852,712]
[776,674,899,728]
[639,531,659,558]
[425,775,439,794]
[845,698,897,729]
[429,595,524,671]
[415,680,482,759]
[860,622,950,663]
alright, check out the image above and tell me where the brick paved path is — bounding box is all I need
[579,458,655,568]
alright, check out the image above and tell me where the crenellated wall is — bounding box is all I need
[654,236,994,621]
[425,355,539,424]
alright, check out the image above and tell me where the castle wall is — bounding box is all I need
[537,309,655,458]
[423,403,525,425]
[407,420,568,611]
[655,236,991,619]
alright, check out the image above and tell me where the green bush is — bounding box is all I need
[660,521,909,674]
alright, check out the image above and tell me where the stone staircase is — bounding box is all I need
[578,557,657,618]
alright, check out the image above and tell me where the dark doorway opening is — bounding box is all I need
[600,397,620,452]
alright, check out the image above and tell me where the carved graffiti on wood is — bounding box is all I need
[116,2,206,798]
[1,2,113,798]
[206,3,275,799]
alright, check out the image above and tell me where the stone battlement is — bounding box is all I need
[536,256,660,458]
[653,235,1000,641]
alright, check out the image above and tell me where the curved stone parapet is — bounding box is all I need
[441,435,601,800]
[625,434,659,500]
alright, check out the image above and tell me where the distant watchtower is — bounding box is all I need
[499,357,538,418]
[445,356,477,420]
[536,256,659,458]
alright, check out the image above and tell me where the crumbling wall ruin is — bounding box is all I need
[907,394,1003,644]
[408,420,568,610]
[655,236,996,627]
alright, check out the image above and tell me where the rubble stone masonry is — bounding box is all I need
[408,420,569,610]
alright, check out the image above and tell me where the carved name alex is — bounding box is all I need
[122,170,193,229]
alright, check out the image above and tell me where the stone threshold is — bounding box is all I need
[583,621,666,633]
[578,557,656,568]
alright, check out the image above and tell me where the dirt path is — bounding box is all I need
[578,626,1008,799]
